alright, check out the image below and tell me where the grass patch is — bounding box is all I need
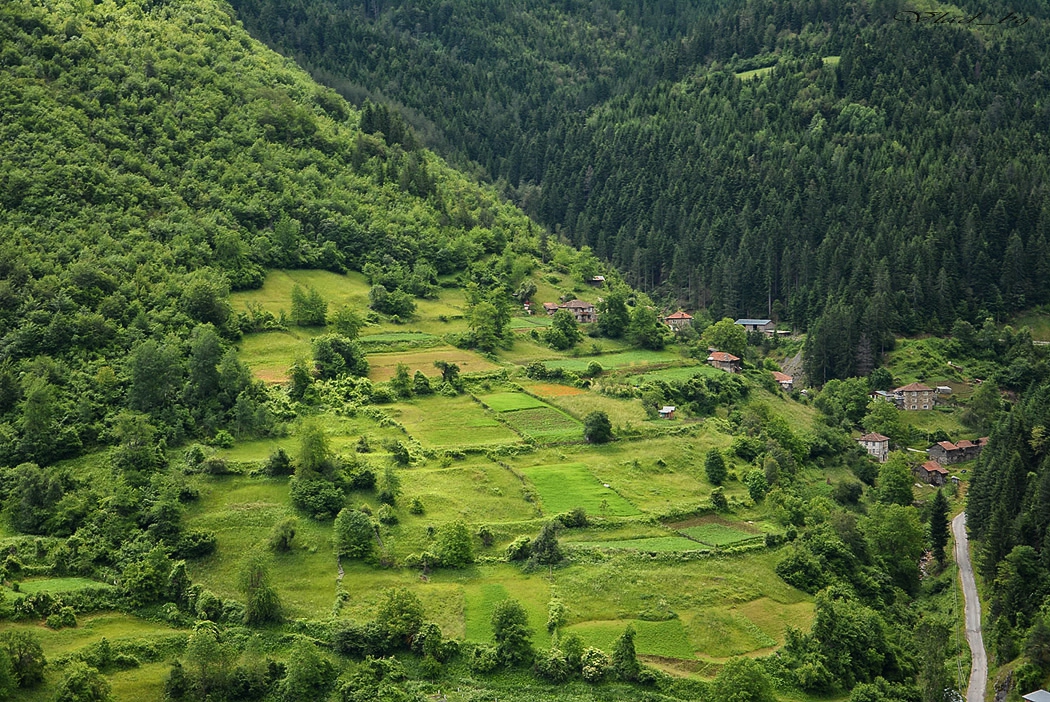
[627,364,720,384]
[501,407,584,442]
[231,269,371,315]
[735,65,775,81]
[16,578,114,594]
[392,395,520,448]
[524,383,587,398]
[238,329,318,383]
[572,537,709,553]
[477,392,550,412]
[519,463,639,516]
[680,523,762,547]
[367,348,500,382]
[543,350,679,372]
[542,391,649,429]
[358,331,440,343]
[0,614,183,656]
[564,619,696,659]
[509,316,552,329]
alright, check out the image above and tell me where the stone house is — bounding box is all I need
[915,460,949,486]
[663,311,693,331]
[927,437,989,465]
[895,382,935,411]
[707,351,742,373]
[772,371,793,392]
[857,432,890,463]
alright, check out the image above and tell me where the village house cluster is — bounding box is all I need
[854,431,989,487]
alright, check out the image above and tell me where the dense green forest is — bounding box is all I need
[231,0,1050,363]
[0,0,541,466]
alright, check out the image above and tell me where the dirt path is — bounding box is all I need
[953,512,987,702]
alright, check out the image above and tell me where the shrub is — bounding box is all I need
[268,518,298,552]
[45,606,77,630]
[535,648,571,682]
[583,411,613,443]
[436,521,474,568]
[506,536,531,561]
[557,507,588,528]
[408,497,425,515]
[175,529,218,559]
[376,504,398,526]
[290,478,345,520]
[334,508,376,560]
[492,599,533,666]
[580,647,610,682]
[264,448,294,476]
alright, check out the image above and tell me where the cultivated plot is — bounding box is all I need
[367,348,500,382]
[501,407,584,442]
[476,392,550,412]
[393,395,520,448]
[520,463,640,516]
[680,523,763,547]
[543,349,680,372]
[570,536,709,553]
[564,618,696,659]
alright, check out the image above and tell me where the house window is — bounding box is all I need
[923,404,928,409]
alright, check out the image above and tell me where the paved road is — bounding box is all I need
[953,512,987,702]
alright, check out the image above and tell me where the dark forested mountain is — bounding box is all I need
[0,0,536,464]
[230,0,1050,347]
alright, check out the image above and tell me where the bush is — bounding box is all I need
[583,411,613,444]
[376,504,398,526]
[468,644,500,674]
[45,606,77,629]
[264,448,294,476]
[290,478,345,520]
[580,647,610,682]
[335,508,376,560]
[174,529,218,559]
[557,507,588,528]
[506,536,531,561]
[408,497,425,515]
[535,648,571,682]
[492,599,533,666]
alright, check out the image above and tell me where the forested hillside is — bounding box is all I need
[0,0,536,465]
[231,0,1050,367]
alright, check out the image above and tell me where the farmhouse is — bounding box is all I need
[587,275,606,287]
[870,390,898,404]
[927,437,989,465]
[542,302,560,315]
[772,371,793,392]
[895,382,935,410]
[857,432,890,463]
[663,311,693,331]
[658,405,676,419]
[707,351,742,373]
[915,460,949,486]
[561,299,596,323]
[735,318,775,333]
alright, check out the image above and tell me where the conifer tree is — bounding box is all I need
[929,489,949,566]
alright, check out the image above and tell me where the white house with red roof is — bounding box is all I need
[663,311,693,331]
[857,432,890,462]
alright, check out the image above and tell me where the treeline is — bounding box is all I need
[230,0,1050,353]
[966,378,1050,694]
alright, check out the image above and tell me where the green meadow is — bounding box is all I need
[391,395,521,448]
[519,463,640,516]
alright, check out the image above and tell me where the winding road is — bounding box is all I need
[953,512,987,702]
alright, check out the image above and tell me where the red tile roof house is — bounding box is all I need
[772,371,793,392]
[857,432,890,463]
[928,437,990,465]
[560,299,596,324]
[663,311,694,331]
[542,302,560,315]
[895,382,935,410]
[915,460,949,486]
[707,351,742,373]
